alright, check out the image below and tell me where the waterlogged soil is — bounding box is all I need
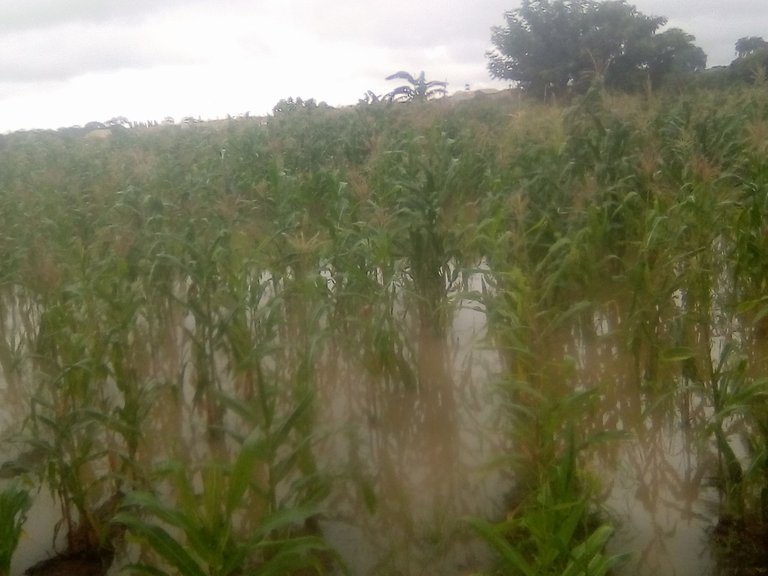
[713,519,768,576]
[20,525,768,576]
[23,552,109,576]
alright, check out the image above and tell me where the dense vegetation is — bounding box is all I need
[1,79,768,575]
[487,0,707,97]
[487,0,767,100]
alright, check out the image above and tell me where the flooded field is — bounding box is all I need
[2,86,768,575]
[1,285,750,576]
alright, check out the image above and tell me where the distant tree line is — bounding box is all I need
[674,35,768,90]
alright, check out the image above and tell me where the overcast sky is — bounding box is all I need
[0,0,765,133]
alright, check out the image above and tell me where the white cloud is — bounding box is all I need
[0,0,766,132]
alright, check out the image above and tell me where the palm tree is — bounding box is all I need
[385,71,447,102]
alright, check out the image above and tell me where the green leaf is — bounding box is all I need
[226,430,265,515]
[466,517,535,576]
[202,465,225,528]
[272,393,314,448]
[561,524,623,576]
[113,513,206,576]
[121,491,196,535]
[360,479,377,515]
[251,506,317,541]
[256,535,336,576]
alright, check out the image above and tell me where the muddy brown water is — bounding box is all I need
[3,292,725,576]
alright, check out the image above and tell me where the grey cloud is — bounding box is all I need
[635,0,767,65]
[293,0,508,51]
[0,0,209,33]
[0,23,191,83]
[296,0,765,73]
[640,0,766,22]
[1,0,766,134]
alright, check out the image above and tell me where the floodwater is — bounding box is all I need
[1,278,729,576]
[606,424,718,575]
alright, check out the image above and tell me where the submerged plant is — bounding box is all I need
[115,390,338,576]
[469,433,628,576]
[116,475,328,576]
[115,441,334,576]
[0,481,32,576]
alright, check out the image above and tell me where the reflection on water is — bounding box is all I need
[0,277,743,576]
[607,426,718,576]
[314,288,506,575]
[576,306,722,576]
[10,491,62,576]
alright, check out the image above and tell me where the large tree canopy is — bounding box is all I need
[735,36,768,59]
[648,28,708,87]
[487,0,707,97]
[731,37,768,83]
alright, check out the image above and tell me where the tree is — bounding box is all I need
[106,116,131,129]
[735,36,768,59]
[385,71,447,102]
[487,0,705,97]
[581,0,666,90]
[271,97,319,116]
[487,0,588,97]
[648,28,707,88]
[731,41,768,84]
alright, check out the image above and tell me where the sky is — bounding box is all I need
[0,0,765,133]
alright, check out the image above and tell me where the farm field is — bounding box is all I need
[1,83,768,576]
